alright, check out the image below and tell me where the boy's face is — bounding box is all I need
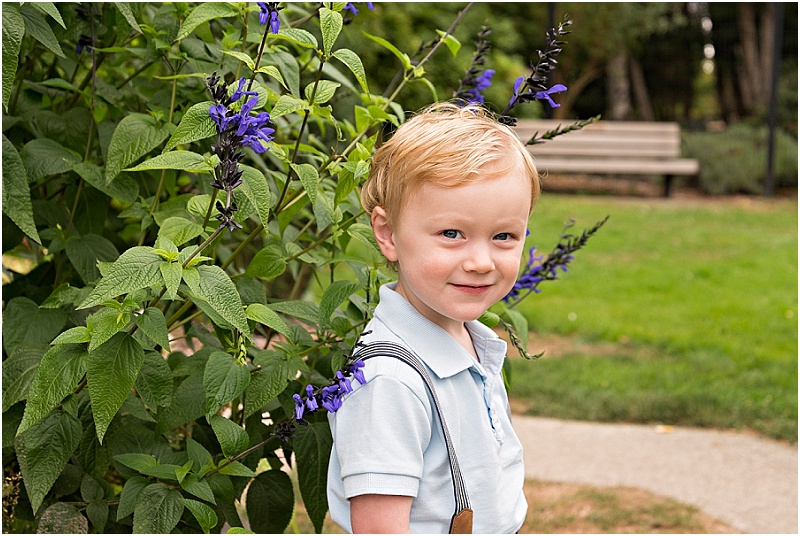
[372,160,531,338]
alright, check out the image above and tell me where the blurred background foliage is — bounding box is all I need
[339,2,798,194]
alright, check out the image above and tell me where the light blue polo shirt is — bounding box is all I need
[327,283,527,533]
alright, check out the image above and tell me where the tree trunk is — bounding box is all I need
[737,2,764,114]
[606,52,631,120]
[629,57,655,121]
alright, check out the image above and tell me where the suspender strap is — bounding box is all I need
[354,342,473,534]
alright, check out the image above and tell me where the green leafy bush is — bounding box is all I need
[683,123,798,194]
[1,2,600,533]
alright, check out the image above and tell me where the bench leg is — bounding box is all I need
[663,175,674,198]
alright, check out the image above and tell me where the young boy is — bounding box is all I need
[327,102,540,533]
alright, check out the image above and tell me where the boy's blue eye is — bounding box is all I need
[494,233,511,240]
[442,230,460,239]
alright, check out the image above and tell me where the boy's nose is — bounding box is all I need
[463,243,495,273]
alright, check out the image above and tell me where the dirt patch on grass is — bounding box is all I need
[522,480,740,533]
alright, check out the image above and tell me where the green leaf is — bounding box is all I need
[34,2,65,28]
[135,308,171,351]
[126,150,213,173]
[319,7,343,57]
[114,3,142,33]
[346,222,382,257]
[20,138,81,182]
[226,529,255,535]
[104,113,171,182]
[176,2,239,41]
[243,350,300,418]
[305,80,340,105]
[254,65,289,91]
[18,344,88,436]
[2,4,24,111]
[87,333,146,443]
[180,474,216,504]
[436,29,461,56]
[290,163,319,204]
[270,94,309,118]
[363,31,411,70]
[246,470,294,534]
[294,422,333,534]
[222,49,255,71]
[186,437,213,471]
[86,499,109,532]
[332,48,369,93]
[15,410,82,512]
[158,216,203,247]
[113,452,158,473]
[2,134,39,243]
[19,4,64,58]
[182,265,250,334]
[132,484,184,534]
[116,476,148,521]
[3,297,67,356]
[275,27,317,48]
[208,414,250,459]
[245,303,290,338]
[78,246,163,309]
[216,460,257,477]
[203,351,250,416]
[135,350,172,410]
[36,502,88,534]
[268,300,319,325]
[51,327,91,347]
[164,101,216,152]
[155,372,205,434]
[160,261,182,301]
[87,307,130,353]
[72,160,138,203]
[244,244,286,280]
[180,497,218,533]
[319,281,359,326]
[2,346,44,412]
[65,234,120,284]
[239,164,270,227]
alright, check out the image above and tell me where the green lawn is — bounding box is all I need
[509,194,798,441]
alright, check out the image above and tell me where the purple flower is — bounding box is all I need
[508,75,525,107]
[344,2,375,17]
[336,371,353,394]
[230,77,258,103]
[321,385,343,413]
[305,385,319,411]
[534,84,567,108]
[293,394,305,420]
[257,2,282,34]
[349,359,366,385]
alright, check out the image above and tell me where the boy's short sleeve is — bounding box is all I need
[330,370,433,499]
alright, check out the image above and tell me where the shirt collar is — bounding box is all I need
[373,283,508,379]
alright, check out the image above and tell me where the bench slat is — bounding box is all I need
[533,156,700,176]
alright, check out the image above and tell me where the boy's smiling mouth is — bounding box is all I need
[450,283,492,294]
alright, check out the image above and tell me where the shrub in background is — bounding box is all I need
[683,123,798,194]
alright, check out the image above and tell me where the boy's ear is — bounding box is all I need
[371,207,399,262]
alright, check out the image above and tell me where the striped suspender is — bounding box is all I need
[354,342,473,534]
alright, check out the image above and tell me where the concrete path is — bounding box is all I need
[514,416,798,534]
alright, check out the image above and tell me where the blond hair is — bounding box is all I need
[361,102,540,222]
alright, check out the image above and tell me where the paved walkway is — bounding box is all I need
[513,416,798,534]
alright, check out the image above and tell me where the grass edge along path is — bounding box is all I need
[508,194,797,442]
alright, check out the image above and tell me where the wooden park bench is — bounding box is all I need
[513,119,700,197]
